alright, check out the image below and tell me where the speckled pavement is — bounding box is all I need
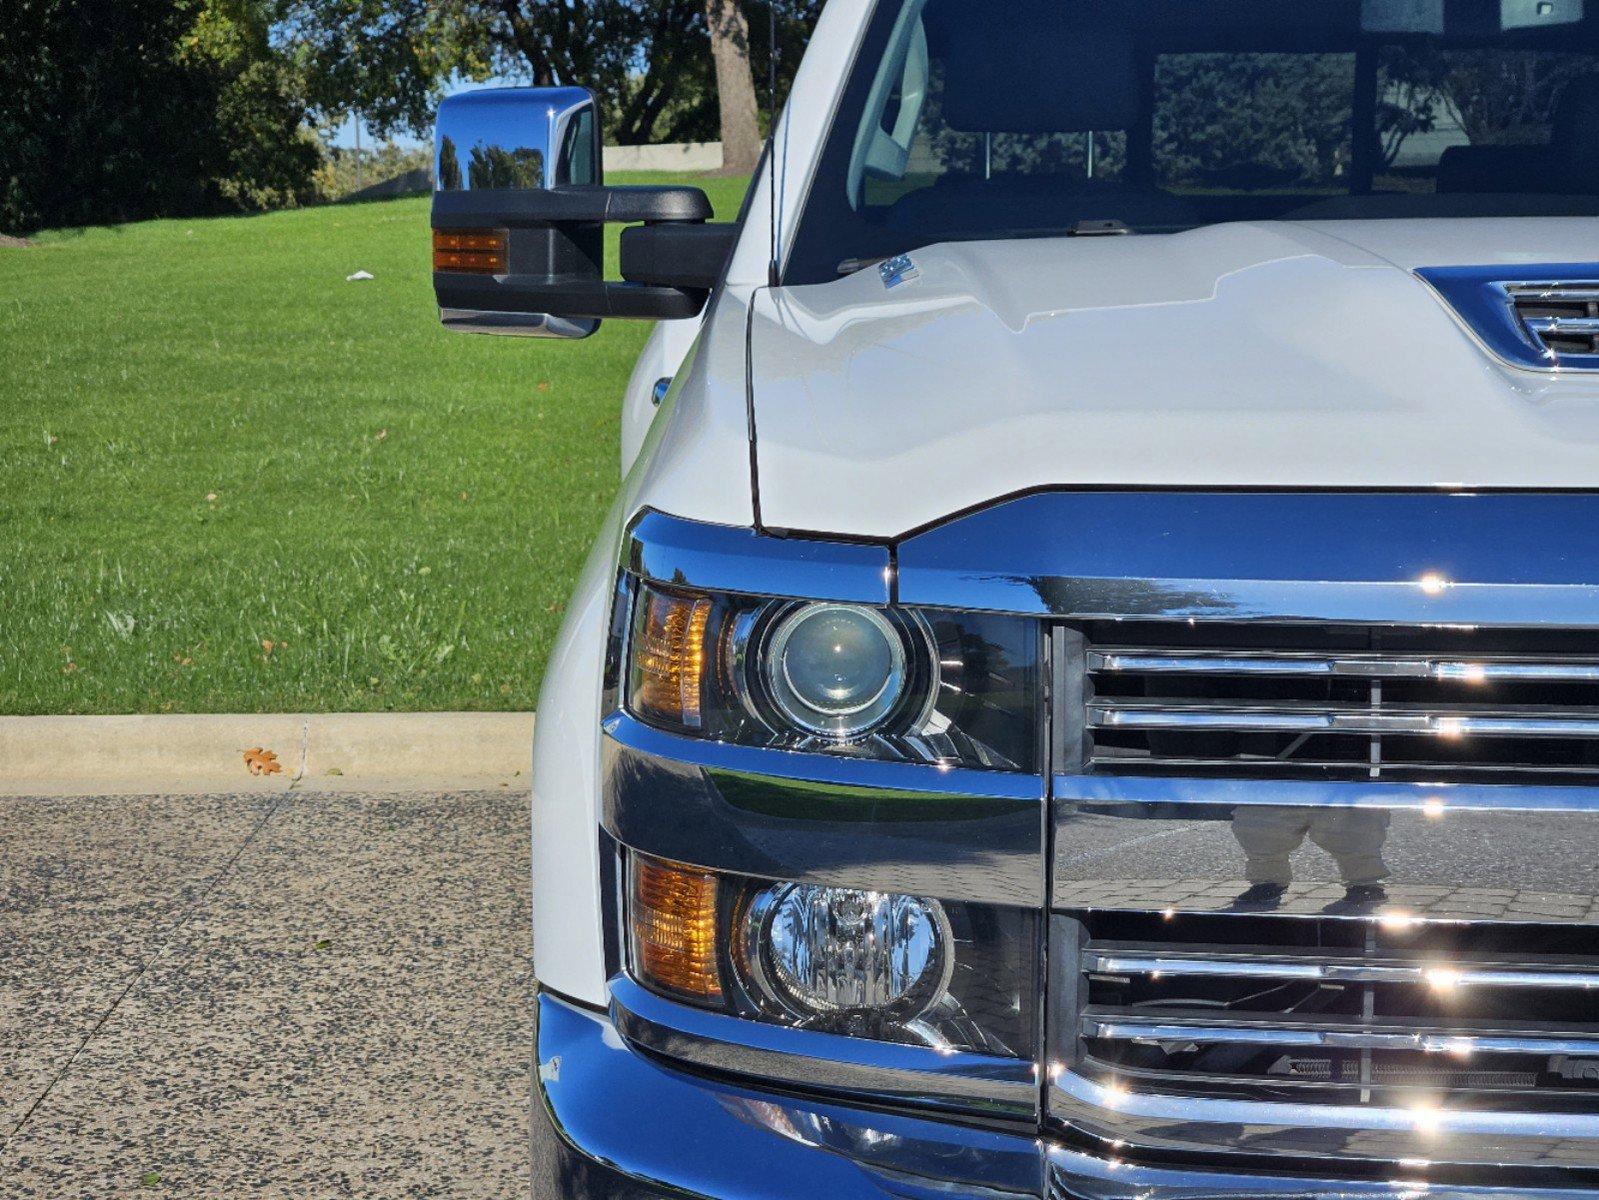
[0,790,532,1198]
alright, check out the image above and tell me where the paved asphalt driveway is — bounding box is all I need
[0,790,532,1198]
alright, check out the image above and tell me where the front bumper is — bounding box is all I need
[534,990,1599,1200]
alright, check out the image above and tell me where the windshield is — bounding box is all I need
[784,0,1599,284]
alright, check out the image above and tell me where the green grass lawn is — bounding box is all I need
[0,173,750,715]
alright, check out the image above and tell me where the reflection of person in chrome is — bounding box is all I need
[1229,806,1391,913]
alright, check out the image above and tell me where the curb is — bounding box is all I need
[0,713,535,797]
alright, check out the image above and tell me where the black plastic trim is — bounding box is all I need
[621,223,742,290]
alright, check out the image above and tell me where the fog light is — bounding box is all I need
[742,884,952,1024]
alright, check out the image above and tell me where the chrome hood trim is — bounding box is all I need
[1421,264,1599,373]
[895,491,1599,626]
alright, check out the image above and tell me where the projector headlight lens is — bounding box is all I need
[765,604,908,739]
[743,883,953,1024]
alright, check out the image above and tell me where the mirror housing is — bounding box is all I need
[431,87,738,339]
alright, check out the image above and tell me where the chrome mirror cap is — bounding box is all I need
[435,86,601,194]
[434,86,602,339]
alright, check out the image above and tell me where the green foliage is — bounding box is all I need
[1391,47,1596,146]
[1,0,220,232]
[315,142,432,201]
[1153,54,1356,188]
[273,0,824,147]
[214,58,324,210]
[0,0,319,234]
[0,175,752,715]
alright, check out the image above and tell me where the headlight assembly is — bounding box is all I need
[624,582,1041,772]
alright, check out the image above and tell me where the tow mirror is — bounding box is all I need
[432,87,739,339]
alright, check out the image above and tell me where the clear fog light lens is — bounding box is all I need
[766,604,906,738]
[745,884,952,1023]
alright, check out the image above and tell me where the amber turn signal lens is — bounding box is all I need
[630,856,722,1001]
[630,588,713,730]
[432,228,508,274]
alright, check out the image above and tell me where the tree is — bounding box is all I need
[0,0,317,234]
[1428,50,1593,145]
[704,0,762,172]
[187,0,322,209]
[275,0,712,145]
[274,0,825,149]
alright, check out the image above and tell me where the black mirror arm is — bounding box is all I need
[431,185,714,229]
[432,184,725,324]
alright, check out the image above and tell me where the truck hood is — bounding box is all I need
[749,218,1599,539]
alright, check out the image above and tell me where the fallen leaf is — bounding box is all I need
[205,492,218,503]
[243,748,283,776]
[261,639,275,655]
[536,381,551,393]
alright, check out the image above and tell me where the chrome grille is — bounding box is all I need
[1511,283,1599,359]
[1072,912,1599,1112]
[1083,625,1599,783]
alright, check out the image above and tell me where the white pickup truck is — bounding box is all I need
[431,2,1599,1197]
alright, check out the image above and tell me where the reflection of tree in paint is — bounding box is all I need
[468,143,545,189]
[437,135,463,191]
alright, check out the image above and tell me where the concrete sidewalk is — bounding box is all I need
[0,788,532,1197]
[0,713,535,797]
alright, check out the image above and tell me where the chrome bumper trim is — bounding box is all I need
[536,989,1044,1199]
[610,976,1040,1121]
[603,711,1045,906]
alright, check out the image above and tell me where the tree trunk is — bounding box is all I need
[703,0,762,173]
